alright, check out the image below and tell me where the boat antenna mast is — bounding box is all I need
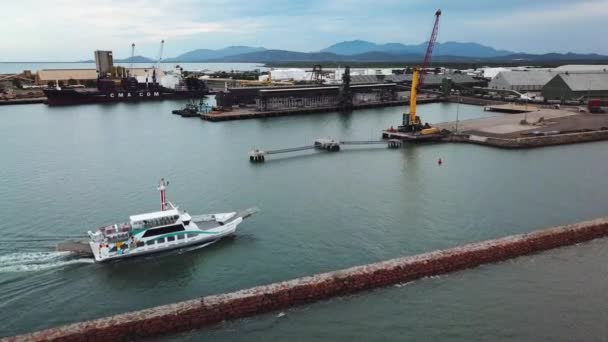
[158,178,170,211]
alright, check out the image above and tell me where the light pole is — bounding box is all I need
[455,95,460,132]
[524,97,527,123]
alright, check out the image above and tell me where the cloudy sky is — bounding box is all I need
[2,0,607,61]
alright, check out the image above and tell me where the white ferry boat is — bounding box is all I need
[87,179,243,262]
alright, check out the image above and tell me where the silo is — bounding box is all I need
[94,51,114,78]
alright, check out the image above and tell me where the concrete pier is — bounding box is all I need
[444,130,608,149]
[0,97,46,105]
[6,217,608,341]
[433,106,608,148]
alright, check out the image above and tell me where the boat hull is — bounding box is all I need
[43,87,208,106]
[90,216,243,262]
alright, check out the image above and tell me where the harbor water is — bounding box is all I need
[1,100,608,339]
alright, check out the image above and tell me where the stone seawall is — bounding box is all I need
[6,217,608,342]
[445,130,608,148]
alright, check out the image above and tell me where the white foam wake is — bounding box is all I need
[0,251,94,273]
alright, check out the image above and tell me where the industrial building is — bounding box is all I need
[255,83,397,111]
[553,65,608,72]
[385,73,486,88]
[350,75,385,84]
[35,68,166,86]
[542,72,608,101]
[214,82,398,112]
[488,71,557,93]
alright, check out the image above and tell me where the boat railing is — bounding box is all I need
[99,223,132,236]
[142,217,178,229]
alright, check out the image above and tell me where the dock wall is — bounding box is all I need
[445,130,608,148]
[6,217,608,342]
[0,98,46,106]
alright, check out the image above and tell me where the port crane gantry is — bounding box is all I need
[152,40,165,84]
[129,43,135,76]
[399,9,441,134]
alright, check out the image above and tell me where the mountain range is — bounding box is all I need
[320,40,515,58]
[164,46,266,62]
[101,41,608,64]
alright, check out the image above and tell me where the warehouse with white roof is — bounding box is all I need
[488,71,558,92]
[542,72,608,101]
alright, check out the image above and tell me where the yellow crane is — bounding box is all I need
[400,68,438,135]
[398,9,442,136]
[406,67,422,130]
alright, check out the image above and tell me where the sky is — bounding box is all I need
[2,0,607,61]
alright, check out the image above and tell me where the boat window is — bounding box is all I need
[142,224,185,238]
[177,234,185,240]
[156,238,165,244]
[167,236,175,242]
[145,240,154,246]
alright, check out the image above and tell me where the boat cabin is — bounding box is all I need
[130,209,181,229]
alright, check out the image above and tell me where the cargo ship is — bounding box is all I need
[43,49,209,105]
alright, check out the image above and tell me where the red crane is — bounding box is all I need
[419,9,442,87]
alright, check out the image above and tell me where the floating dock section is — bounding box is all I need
[202,82,444,122]
[202,100,423,122]
[7,217,608,341]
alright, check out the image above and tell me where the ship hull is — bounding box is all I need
[43,87,208,106]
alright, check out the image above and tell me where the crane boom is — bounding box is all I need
[130,43,135,75]
[419,9,441,87]
[409,68,419,127]
[399,9,441,134]
[152,40,164,84]
[155,40,165,69]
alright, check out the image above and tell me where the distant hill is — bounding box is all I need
[164,46,266,62]
[76,41,608,65]
[80,55,155,63]
[210,50,342,63]
[319,40,384,55]
[487,52,608,62]
[320,40,514,58]
[204,49,608,64]
[115,55,155,63]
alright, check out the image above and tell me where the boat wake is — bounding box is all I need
[0,251,94,273]
[179,240,219,253]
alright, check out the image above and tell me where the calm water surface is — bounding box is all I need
[1,100,607,339]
